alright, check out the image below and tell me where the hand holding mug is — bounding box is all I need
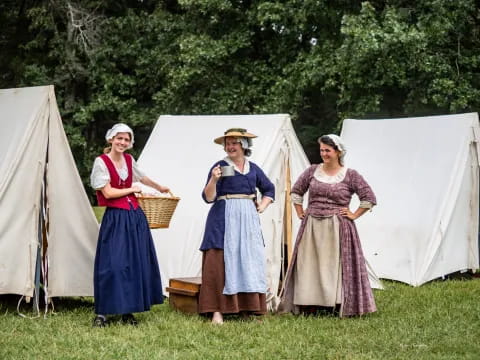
[211,165,222,181]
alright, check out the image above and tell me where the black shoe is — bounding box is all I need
[121,314,138,326]
[92,315,107,327]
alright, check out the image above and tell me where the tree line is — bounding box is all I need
[1,0,479,201]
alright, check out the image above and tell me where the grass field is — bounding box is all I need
[1,276,479,359]
[6,208,477,358]
[93,206,106,222]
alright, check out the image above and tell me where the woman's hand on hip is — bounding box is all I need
[257,197,273,214]
[340,207,356,220]
[296,210,305,220]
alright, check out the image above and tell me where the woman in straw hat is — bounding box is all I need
[199,128,275,324]
[90,123,170,327]
[279,134,377,317]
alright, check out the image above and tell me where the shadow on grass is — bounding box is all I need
[442,270,480,281]
[0,294,23,312]
[51,296,94,312]
[379,270,480,288]
[0,294,94,315]
[419,270,480,284]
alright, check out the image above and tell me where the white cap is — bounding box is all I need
[105,123,134,149]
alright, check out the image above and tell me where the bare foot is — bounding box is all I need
[211,311,224,325]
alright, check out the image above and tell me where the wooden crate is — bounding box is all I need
[166,277,202,314]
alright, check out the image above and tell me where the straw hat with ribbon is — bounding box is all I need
[214,128,257,145]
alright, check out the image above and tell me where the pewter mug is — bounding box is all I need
[221,165,235,177]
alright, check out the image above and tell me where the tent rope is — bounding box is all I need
[42,253,51,318]
[16,296,40,319]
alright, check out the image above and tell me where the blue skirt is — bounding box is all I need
[94,205,164,315]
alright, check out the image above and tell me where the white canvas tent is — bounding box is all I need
[340,113,480,286]
[137,114,310,306]
[0,85,99,300]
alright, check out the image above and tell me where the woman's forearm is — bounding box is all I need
[204,177,218,202]
[352,207,368,220]
[294,203,305,219]
[139,176,169,193]
[101,183,139,199]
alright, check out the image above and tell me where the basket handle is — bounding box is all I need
[167,190,175,197]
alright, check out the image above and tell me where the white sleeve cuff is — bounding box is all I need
[291,193,304,205]
[359,201,374,209]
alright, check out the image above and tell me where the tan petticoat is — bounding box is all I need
[293,215,343,306]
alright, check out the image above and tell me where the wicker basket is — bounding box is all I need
[137,191,180,229]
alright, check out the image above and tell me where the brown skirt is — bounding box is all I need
[198,249,267,315]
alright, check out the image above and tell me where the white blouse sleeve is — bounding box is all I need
[359,200,374,209]
[90,157,110,190]
[132,157,146,182]
[291,193,304,205]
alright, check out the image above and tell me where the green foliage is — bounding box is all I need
[329,1,480,119]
